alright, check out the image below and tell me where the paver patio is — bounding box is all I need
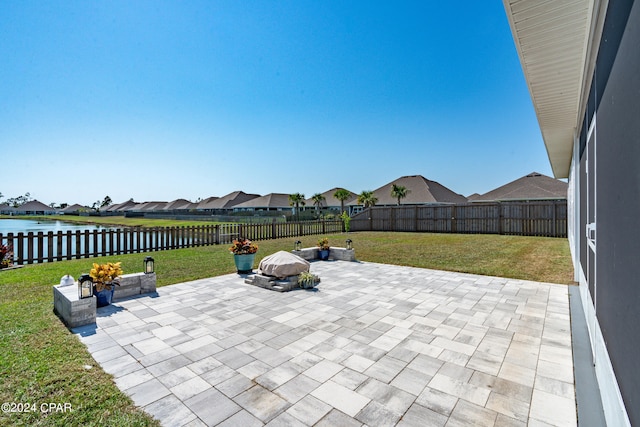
[73,260,577,426]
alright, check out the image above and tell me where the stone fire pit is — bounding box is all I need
[244,251,312,292]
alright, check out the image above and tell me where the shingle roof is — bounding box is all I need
[163,199,192,210]
[473,172,568,202]
[17,200,55,211]
[195,196,220,210]
[104,200,138,212]
[233,193,291,209]
[135,201,168,211]
[206,191,260,209]
[348,175,467,206]
[60,204,86,213]
[0,203,15,212]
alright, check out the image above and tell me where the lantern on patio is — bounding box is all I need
[346,239,353,250]
[78,274,93,299]
[144,256,155,274]
[294,240,302,251]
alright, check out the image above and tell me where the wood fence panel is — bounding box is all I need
[350,201,567,238]
[0,220,344,265]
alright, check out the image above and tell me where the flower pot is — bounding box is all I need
[94,286,115,307]
[318,249,330,260]
[234,253,256,273]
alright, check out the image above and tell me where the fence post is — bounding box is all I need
[46,231,54,263]
[451,206,457,233]
[390,207,395,232]
[27,232,35,263]
[215,225,220,244]
[66,230,72,261]
[553,200,558,237]
[14,233,22,265]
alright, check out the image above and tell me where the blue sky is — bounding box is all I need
[1,1,551,207]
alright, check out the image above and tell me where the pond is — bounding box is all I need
[0,219,115,263]
[0,219,110,234]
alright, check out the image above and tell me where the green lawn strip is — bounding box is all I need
[0,232,573,426]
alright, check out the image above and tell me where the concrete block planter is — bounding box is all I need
[53,272,156,328]
[292,247,356,262]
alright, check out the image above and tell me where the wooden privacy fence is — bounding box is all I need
[0,220,343,265]
[350,201,567,237]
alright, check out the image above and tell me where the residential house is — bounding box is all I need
[163,199,193,211]
[13,200,56,215]
[504,1,639,424]
[348,175,467,213]
[232,193,292,212]
[195,196,220,212]
[0,203,15,215]
[304,188,358,213]
[59,204,87,214]
[204,191,260,211]
[134,201,168,212]
[104,200,138,213]
[471,172,568,202]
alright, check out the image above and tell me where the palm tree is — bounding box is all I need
[311,193,326,214]
[333,188,351,215]
[391,184,410,205]
[357,190,378,209]
[288,193,306,221]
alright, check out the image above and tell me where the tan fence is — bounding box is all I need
[0,220,343,265]
[350,201,567,237]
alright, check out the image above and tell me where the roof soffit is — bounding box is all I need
[503,0,594,178]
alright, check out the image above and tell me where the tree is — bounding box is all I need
[101,195,113,209]
[357,190,378,209]
[7,192,31,207]
[333,188,351,215]
[391,184,410,206]
[311,193,326,213]
[288,193,306,221]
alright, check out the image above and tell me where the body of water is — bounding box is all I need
[1,219,115,263]
[0,219,110,234]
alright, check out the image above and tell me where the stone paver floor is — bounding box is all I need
[74,260,577,426]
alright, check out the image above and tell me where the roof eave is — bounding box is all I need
[503,0,601,179]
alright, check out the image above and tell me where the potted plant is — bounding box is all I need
[229,238,258,273]
[90,261,122,307]
[0,244,13,269]
[298,271,320,289]
[317,237,330,260]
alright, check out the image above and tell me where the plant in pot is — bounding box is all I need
[317,237,330,260]
[0,244,13,269]
[298,271,320,289]
[229,238,258,273]
[90,261,122,307]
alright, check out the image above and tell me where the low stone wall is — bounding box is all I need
[114,272,157,301]
[245,274,299,292]
[53,285,96,328]
[292,247,356,262]
[53,272,156,328]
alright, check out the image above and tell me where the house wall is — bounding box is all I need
[574,1,639,425]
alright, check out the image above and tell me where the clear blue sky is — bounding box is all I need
[1,1,552,207]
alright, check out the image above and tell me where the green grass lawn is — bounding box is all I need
[0,231,573,426]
